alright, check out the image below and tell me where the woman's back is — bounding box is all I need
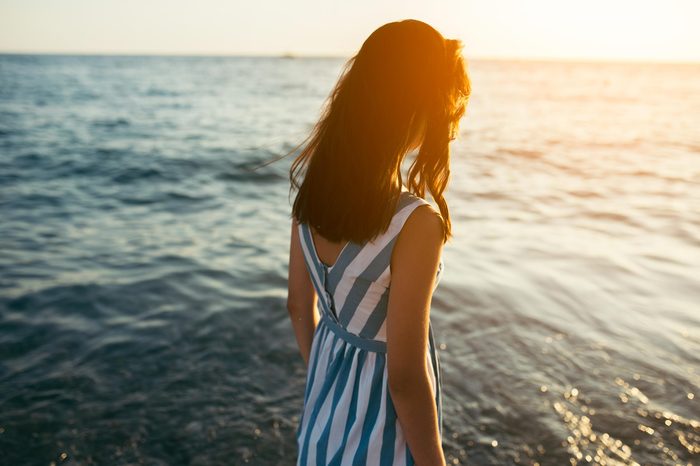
[295,189,444,465]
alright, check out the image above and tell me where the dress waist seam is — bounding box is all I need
[319,312,387,353]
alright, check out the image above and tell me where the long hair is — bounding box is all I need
[290,19,470,244]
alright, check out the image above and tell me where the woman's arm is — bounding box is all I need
[286,216,319,367]
[386,204,446,466]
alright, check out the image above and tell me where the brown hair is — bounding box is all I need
[290,19,470,243]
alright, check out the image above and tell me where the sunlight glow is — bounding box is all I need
[0,0,698,62]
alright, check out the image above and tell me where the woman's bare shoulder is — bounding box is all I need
[392,202,445,270]
[401,202,445,246]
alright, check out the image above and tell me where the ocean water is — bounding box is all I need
[0,54,698,465]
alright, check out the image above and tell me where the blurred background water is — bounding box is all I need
[0,54,698,465]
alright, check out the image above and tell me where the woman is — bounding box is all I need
[286,19,470,465]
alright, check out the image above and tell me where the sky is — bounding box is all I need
[1,0,699,62]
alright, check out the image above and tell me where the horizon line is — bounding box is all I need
[1,50,699,65]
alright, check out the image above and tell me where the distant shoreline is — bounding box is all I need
[0,51,698,66]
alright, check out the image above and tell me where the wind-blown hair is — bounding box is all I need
[290,19,470,244]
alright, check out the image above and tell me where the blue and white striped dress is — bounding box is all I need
[295,189,444,466]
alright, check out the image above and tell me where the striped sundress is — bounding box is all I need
[295,189,444,466]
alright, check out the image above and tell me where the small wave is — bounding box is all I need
[116,190,211,206]
[145,88,179,97]
[585,210,635,225]
[567,189,604,199]
[165,191,211,203]
[216,158,286,183]
[471,190,515,201]
[92,118,130,128]
[11,152,48,167]
[502,148,544,159]
[95,147,127,157]
[624,170,695,184]
[216,170,284,183]
[111,167,167,184]
[3,192,64,208]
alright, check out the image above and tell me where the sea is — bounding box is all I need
[0,54,698,465]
